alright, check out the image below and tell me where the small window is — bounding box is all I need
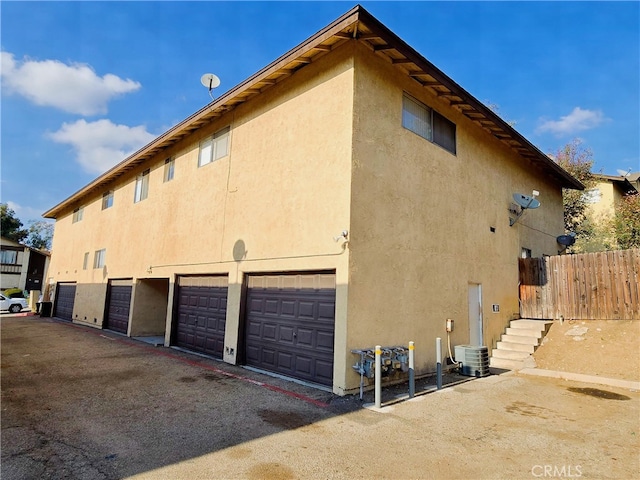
[521,248,532,259]
[433,111,456,154]
[0,250,18,264]
[72,206,84,223]
[93,249,106,269]
[164,157,175,182]
[198,126,230,167]
[134,169,150,203]
[102,191,114,210]
[83,252,89,270]
[402,93,456,154]
[402,94,432,140]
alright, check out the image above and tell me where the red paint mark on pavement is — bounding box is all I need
[46,317,330,409]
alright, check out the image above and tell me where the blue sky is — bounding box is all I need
[2,1,638,222]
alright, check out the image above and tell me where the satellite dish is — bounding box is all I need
[200,73,220,101]
[556,235,576,247]
[200,73,220,89]
[512,193,540,210]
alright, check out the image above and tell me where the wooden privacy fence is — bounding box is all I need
[519,249,639,320]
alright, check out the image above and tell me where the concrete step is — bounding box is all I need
[501,334,540,346]
[510,319,553,331]
[496,341,535,353]
[491,349,531,360]
[489,356,536,371]
[505,327,542,338]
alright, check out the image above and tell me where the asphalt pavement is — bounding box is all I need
[2,315,638,479]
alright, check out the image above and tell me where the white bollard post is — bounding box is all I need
[409,341,415,398]
[375,345,382,408]
[436,337,443,390]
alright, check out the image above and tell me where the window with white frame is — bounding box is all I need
[102,191,114,210]
[83,252,89,270]
[164,157,175,182]
[198,126,230,167]
[93,249,106,269]
[402,94,456,154]
[72,206,84,223]
[134,169,150,203]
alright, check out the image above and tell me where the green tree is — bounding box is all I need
[25,221,54,251]
[553,140,597,247]
[613,194,640,249]
[0,203,28,243]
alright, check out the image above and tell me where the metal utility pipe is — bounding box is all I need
[436,337,443,390]
[408,341,415,398]
[375,345,382,408]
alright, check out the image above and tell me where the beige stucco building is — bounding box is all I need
[43,6,582,395]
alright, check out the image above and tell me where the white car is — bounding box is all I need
[0,294,28,313]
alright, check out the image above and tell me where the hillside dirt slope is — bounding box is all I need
[532,319,639,382]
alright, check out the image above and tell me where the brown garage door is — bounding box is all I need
[245,273,335,386]
[104,281,132,334]
[53,283,76,321]
[174,276,227,358]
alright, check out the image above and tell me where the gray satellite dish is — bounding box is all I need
[200,73,220,89]
[513,193,540,210]
[556,235,576,247]
[201,73,220,101]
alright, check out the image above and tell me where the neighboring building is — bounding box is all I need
[43,6,582,395]
[1,236,50,296]
[585,173,638,221]
[583,173,638,249]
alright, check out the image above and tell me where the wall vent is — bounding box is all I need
[454,345,490,377]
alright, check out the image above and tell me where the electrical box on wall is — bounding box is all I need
[446,318,454,332]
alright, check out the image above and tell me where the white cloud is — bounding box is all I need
[536,107,606,136]
[5,201,48,222]
[1,51,141,115]
[48,119,156,174]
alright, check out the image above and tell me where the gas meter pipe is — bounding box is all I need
[408,341,415,398]
[375,345,382,408]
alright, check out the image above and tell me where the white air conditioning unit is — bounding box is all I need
[454,345,490,377]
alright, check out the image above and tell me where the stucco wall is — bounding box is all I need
[346,43,565,388]
[47,42,356,392]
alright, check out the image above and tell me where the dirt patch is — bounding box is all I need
[533,319,639,381]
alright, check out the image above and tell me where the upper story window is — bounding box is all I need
[93,249,106,269]
[134,169,150,203]
[102,191,114,210]
[402,94,456,154]
[164,157,175,182]
[72,206,84,223]
[82,252,89,270]
[198,126,230,167]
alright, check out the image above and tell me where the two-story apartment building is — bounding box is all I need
[43,6,582,395]
[1,236,49,300]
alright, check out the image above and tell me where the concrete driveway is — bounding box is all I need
[2,315,638,479]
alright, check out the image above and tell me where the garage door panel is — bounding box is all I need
[277,352,293,369]
[296,328,313,347]
[54,283,76,321]
[315,360,333,382]
[317,330,334,350]
[174,278,227,358]
[245,273,335,386]
[105,284,132,334]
